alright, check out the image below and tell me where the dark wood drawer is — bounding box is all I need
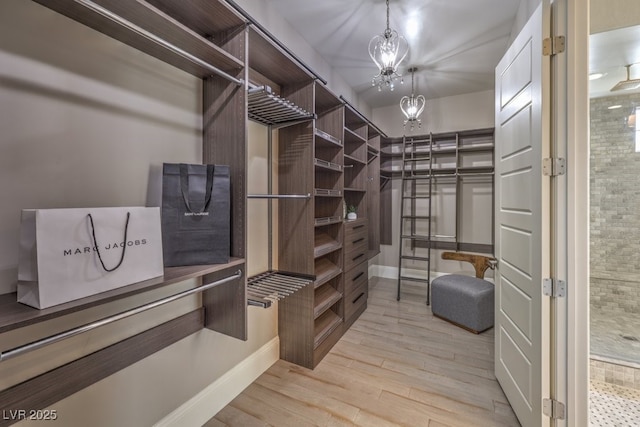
[345,219,367,240]
[344,241,368,272]
[344,263,368,321]
[344,225,368,254]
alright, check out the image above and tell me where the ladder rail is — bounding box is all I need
[397,134,434,304]
[396,136,408,300]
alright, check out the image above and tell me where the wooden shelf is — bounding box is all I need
[458,144,495,153]
[314,158,342,172]
[314,188,342,197]
[315,84,342,113]
[314,286,342,319]
[248,27,313,85]
[344,105,367,131]
[314,258,342,288]
[313,309,342,349]
[315,216,343,227]
[146,0,245,34]
[344,127,366,143]
[344,154,367,166]
[314,233,342,258]
[0,258,245,334]
[344,187,366,193]
[33,0,244,79]
[315,129,342,147]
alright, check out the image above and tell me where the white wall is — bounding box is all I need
[1,1,278,425]
[591,0,640,34]
[233,0,371,118]
[372,90,496,278]
[373,90,494,137]
[510,0,541,44]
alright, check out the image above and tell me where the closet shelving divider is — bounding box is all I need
[343,106,368,217]
[246,27,345,368]
[311,83,345,366]
[367,124,381,258]
[274,79,346,369]
[243,26,318,311]
[378,135,397,246]
[341,106,370,328]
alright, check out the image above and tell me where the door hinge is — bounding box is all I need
[543,278,566,298]
[543,36,566,56]
[543,398,566,420]
[542,157,566,176]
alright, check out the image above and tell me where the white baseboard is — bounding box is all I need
[370,265,450,280]
[154,336,280,427]
[370,264,494,284]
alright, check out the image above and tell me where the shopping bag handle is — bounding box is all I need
[87,212,130,272]
[179,164,214,214]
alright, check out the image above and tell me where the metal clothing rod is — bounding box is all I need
[74,0,244,86]
[0,270,243,362]
[247,194,311,199]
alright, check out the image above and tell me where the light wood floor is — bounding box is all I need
[207,277,520,427]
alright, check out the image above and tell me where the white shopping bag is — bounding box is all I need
[17,207,164,309]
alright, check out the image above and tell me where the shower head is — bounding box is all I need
[610,64,640,91]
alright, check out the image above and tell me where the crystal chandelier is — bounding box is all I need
[368,0,409,91]
[400,67,425,130]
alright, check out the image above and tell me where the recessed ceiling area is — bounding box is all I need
[260,0,521,108]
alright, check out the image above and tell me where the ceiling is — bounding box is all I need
[589,24,640,99]
[260,0,521,109]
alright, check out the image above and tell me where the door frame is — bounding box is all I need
[557,0,589,425]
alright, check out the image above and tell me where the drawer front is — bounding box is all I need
[345,220,367,240]
[344,225,368,254]
[345,263,368,321]
[344,242,368,272]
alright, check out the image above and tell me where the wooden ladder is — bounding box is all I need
[396,134,434,304]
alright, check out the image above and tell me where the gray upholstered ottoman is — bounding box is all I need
[431,274,494,333]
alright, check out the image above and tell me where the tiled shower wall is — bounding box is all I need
[590,93,640,314]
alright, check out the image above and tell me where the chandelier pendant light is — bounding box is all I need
[400,67,425,130]
[369,0,409,91]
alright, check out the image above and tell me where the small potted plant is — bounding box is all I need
[346,205,357,220]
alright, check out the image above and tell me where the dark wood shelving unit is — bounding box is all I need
[343,219,368,326]
[22,0,250,341]
[380,128,495,255]
[276,80,346,369]
[0,3,387,422]
[4,0,255,417]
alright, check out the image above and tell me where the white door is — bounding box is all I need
[494,2,551,426]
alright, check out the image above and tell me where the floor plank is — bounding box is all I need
[211,277,520,426]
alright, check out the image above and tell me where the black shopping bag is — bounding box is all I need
[161,163,230,266]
